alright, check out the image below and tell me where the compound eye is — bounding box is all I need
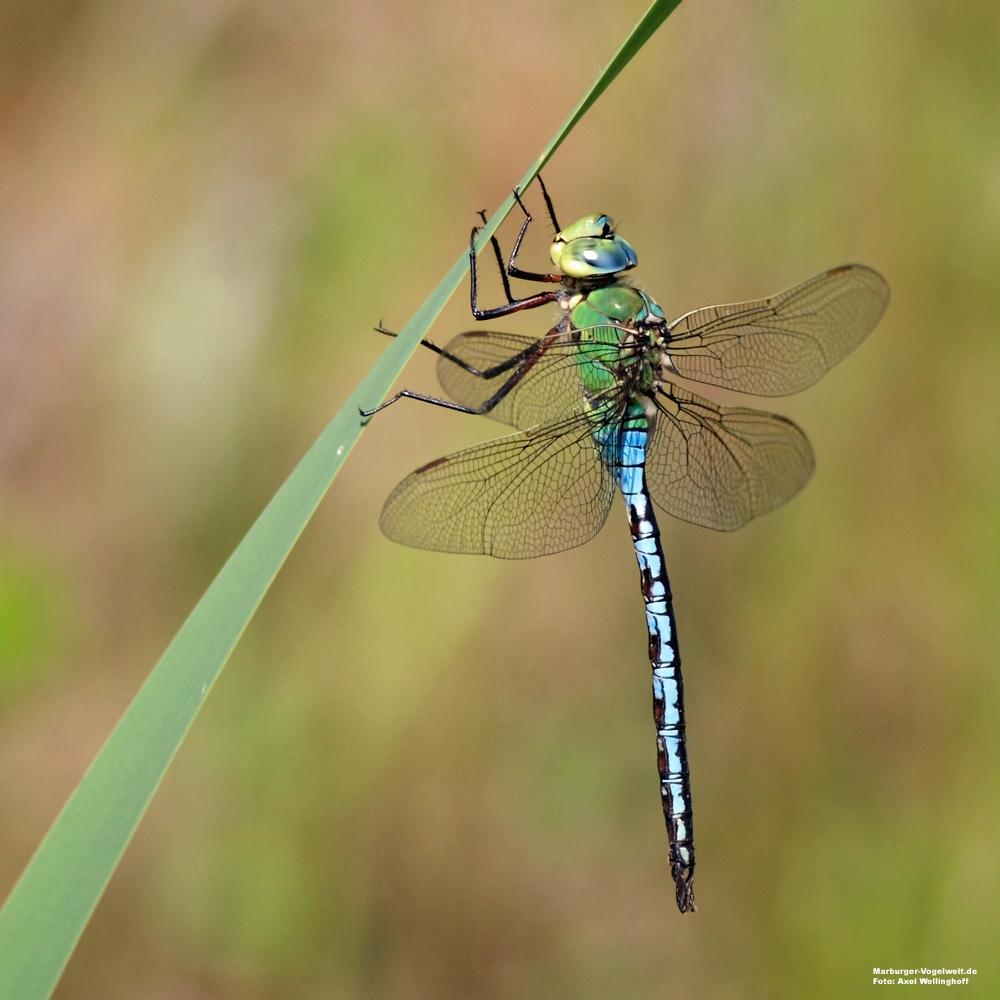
[558,237,632,277]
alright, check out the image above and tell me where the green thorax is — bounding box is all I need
[568,283,666,400]
[570,285,665,331]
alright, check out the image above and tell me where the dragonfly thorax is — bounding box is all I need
[568,285,668,345]
[550,214,638,280]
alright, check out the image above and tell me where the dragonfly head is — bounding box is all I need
[550,215,638,280]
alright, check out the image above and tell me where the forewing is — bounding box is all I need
[380,412,616,558]
[645,384,815,531]
[436,330,587,430]
[665,264,889,396]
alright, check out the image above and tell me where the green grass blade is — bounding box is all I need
[0,2,683,996]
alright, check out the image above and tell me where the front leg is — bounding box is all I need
[502,184,565,284]
[470,222,560,321]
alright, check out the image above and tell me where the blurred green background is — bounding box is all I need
[1,1,998,997]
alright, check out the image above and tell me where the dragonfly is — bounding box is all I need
[366,181,889,912]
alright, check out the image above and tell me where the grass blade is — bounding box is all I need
[0,1,683,995]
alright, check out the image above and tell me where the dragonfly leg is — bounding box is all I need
[375,323,539,382]
[470,222,560,320]
[364,321,564,421]
[493,175,563,286]
[535,173,561,232]
[470,178,565,320]
[476,209,519,306]
[360,390,487,421]
[484,180,565,287]
[373,322,452,359]
[499,188,560,284]
[475,187,548,301]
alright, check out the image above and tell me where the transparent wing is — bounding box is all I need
[665,264,889,397]
[380,410,616,559]
[436,330,589,430]
[645,384,815,531]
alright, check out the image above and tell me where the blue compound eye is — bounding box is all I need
[549,216,638,278]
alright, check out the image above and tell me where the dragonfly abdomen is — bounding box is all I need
[614,418,696,913]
